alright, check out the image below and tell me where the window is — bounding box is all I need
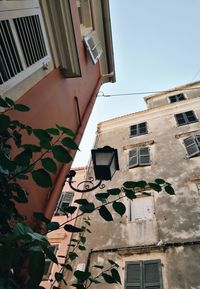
[129,196,154,222]
[129,147,150,168]
[43,245,58,280]
[130,122,148,137]
[175,110,198,126]
[55,192,74,215]
[125,260,163,289]
[184,135,200,157]
[169,93,185,103]
[0,1,50,93]
[84,30,103,64]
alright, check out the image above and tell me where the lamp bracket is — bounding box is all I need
[66,170,105,193]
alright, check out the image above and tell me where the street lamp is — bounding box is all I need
[66,146,119,193]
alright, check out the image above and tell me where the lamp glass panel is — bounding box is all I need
[95,152,114,166]
[109,156,117,178]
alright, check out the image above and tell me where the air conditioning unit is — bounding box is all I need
[83,30,103,64]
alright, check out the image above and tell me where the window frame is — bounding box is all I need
[129,122,148,137]
[0,0,51,94]
[129,147,151,169]
[128,195,155,222]
[43,244,58,281]
[55,191,74,215]
[183,135,200,158]
[175,110,198,126]
[168,93,186,103]
[125,259,163,289]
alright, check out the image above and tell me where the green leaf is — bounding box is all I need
[108,259,119,267]
[22,144,41,152]
[64,224,83,232]
[95,193,109,201]
[80,236,86,244]
[79,203,95,213]
[72,284,86,289]
[43,246,58,264]
[0,150,15,171]
[148,182,162,192]
[46,128,60,135]
[27,232,49,245]
[78,245,86,251]
[41,158,57,173]
[136,180,147,188]
[33,212,50,224]
[93,265,104,269]
[61,264,73,271]
[33,129,52,143]
[102,273,115,284]
[124,189,136,200]
[14,149,32,166]
[111,268,121,284]
[12,130,22,147]
[99,206,113,222]
[46,222,60,231]
[52,145,72,163]
[112,201,126,216]
[123,181,137,189]
[56,125,75,137]
[28,251,45,283]
[32,169,52,188]
[75,199,89,205]
[74,270,91,282]
[61,137,79,150]
[11,184,28,203]
[14,103,30,111]
[142,192,151,196]
[89,278,101,284]
[0,114,10,133]
[55,272,63,282]
[5,97,14,106]
[165,185,175,195]
[62,206,77,214]
[107,188,121,195]
[0,97,9,107]
[13,222,33,235]
[68,252,78,261]
[39,139,52,150]
[155,178,166,184]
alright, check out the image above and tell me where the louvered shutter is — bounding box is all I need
[143,260,163,289]
[129,149,138,168]
[139,148,150,165]
[125,262,142,289]
[184,136,200,157]
[139,122,147,135]
[175,113,186,125]
[130,125,138,137]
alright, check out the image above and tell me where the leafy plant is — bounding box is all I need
[0,97,175,289]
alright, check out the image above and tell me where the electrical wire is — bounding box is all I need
[98,86,200,98]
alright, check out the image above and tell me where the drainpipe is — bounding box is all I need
[44,76,103,219]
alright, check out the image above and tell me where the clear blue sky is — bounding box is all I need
[73,0,200,167]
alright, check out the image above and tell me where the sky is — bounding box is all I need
[73,0,200,167]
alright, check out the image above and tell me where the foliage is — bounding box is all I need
[0,97,175,289]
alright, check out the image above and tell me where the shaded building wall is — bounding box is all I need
[76,82,200,289]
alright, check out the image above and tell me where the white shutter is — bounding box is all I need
[139,147,150,165]
[129,149,138,168]
[83,30,103,64]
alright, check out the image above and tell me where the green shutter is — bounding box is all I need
[139,147,150,166]
[125,262,142,289]
[184,136,200,157]
[129,149,138,168]
[143,260,163,289]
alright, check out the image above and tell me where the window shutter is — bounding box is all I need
[185,111,197,123]
[125,262,142,289]
[139,148,150,165]
[56,192,74,215]
[83,30,103,64]
[130,125,137,137]
[129,149,138,168]
[184,136,200,157]
[139,122,147,135]
[175,113,186,125]
[143,260,162,289]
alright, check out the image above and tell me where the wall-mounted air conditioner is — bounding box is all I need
[83,30,103,64]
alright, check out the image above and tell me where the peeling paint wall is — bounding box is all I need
[81,83,200,289]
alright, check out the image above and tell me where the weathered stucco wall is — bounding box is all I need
[80,85,200,289]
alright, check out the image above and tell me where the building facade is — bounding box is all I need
[79,81,200,289]
[0,0,115,223]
